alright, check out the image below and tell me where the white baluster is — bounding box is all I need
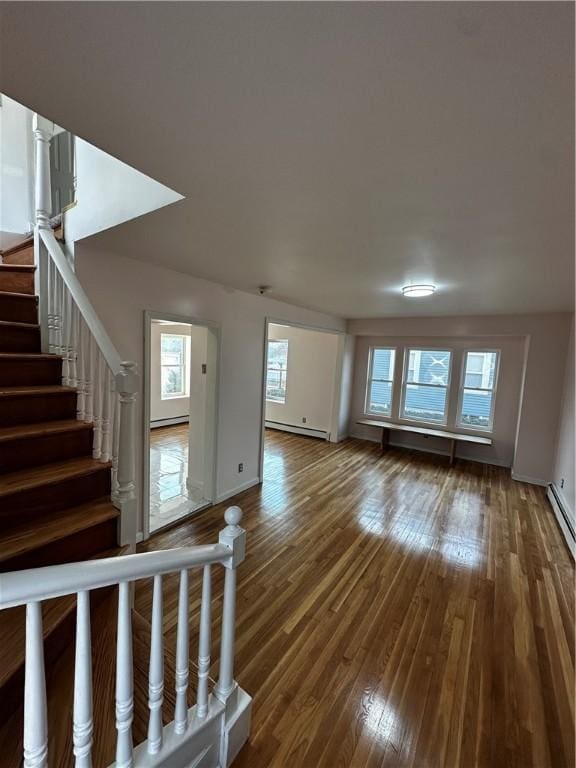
[33,114,52,352]
[214,507,246,703]
[54,270,64,360]
[174,569,189,735]
[196,565,212,718]
[92,349,103,459]
[100,365,112,462]
[115,582,134,768]
[147,575,164,754]
[61,283,71,385]
[23,602,48,768]
[47,258,56,354]
[67,299,78,388]
[73,591,93,768]
[115,362,138,545]
[76,315,87,420]
[111,374,120,502]
[83,326,93,423]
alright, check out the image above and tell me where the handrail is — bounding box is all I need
[39,227,123,375]
[0,543,231,609]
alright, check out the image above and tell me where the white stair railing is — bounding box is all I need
[0,507,252,768]
[32,114,138,545]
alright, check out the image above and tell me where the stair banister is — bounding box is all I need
[32,113,139,547]
[0,508,251,768]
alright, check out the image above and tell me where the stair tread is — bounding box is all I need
[0,290,37,301]
[0,264,35,272]
[0,384,76,397]
[0,419,92,442]
[0,456,111,497]
[0,352,61,360]
[0,497,118,563]
[0,235,33,256]
[0,319,40,330]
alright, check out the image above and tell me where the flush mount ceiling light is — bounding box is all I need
[402,284,436,298]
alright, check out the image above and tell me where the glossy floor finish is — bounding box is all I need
[149,424,208,532]
[138,430,575,767]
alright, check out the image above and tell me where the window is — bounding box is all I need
[160,334,188,399]
[365,347,396,416]
[402,348,452,424]
[266,339,289,403]
[458,351,499,431]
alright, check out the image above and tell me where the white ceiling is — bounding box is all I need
[0,2,573,318]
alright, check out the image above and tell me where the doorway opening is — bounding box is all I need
[144,312,219,536]
[259,320,344,484]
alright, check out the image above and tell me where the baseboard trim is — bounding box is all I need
[511,472,548,487]
[349,432,510,468]
[150,416,189,429]
[265,421,329,440]
[216,478,261,504]
[547,484,576,559]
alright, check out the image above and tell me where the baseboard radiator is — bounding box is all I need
[547,483,576,559]
[265,420,329,441]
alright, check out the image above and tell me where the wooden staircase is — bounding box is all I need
[0,234,122,759]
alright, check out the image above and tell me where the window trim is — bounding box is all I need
[266,338,289,404]
[456,348,501,433]
[364,346,397,417]
[399,346,453,427]
[160,333,189,400]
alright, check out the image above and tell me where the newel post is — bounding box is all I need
[215,506,246,704]
[33,114,53,353]
[115,362,139,546]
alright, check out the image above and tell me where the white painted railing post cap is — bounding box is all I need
[115,361,139,393]
[219,507,246,569]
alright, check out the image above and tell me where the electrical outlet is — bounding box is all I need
[561,478,565,488]
[302,417,307,424]
[238,463,244,473]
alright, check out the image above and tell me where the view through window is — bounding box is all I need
[366,348,396,415]
[266,339,289,403]
[402,349,452,424]
[458,351,499,430]
[161,334,188,399]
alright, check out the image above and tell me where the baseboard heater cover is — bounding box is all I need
[150,416,189,429]
[265,420,329,441]
[547,483,576,559]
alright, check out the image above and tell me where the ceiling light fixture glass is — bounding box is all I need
[402,284,436,298]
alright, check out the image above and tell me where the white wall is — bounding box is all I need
[347,314,572,483]
[552,316,575,522]
[350,334,525,466]
[64,137,182,249]
[150,322,191,423]
[76,245,345,534]
[265,323,340,436]
[0,95,34,234]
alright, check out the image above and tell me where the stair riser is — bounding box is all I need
[0,517,118,573]
[0,392,77,426]
[0,326,41,353]
[1,245,34,266]
[0,296,38,324]
[0,468,112,528]
[0,428,94,473]
[0,358,61,386]
[0,272,35,295]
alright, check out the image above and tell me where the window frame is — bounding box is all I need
[400,346,453,427]
[364,346,397,417]
[456,349,501,433]
[266,339,289,404]
[160,333,189,400]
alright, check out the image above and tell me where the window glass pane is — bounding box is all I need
[368,380,393,415]
[460,389,493,428]
[406,350,451,386]
[372,348,395,381]
[161,335,184,360]
[266,340,289,403]
[464,351,497,389]
[403,383,447,423]
[162,366,183,395]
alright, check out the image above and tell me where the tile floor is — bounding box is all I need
[149,424,209,532]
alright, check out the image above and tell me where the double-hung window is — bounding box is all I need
[401,348,452,424]
[365,347,396,416]
[458,350,499,431]
[160,334,188,399]
[266,339,289,403]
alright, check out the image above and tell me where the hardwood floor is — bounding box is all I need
[137,429,575,768]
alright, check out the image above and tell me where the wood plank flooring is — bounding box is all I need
[136,429,575,768]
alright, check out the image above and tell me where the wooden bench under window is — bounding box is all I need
[357,418,492,465]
